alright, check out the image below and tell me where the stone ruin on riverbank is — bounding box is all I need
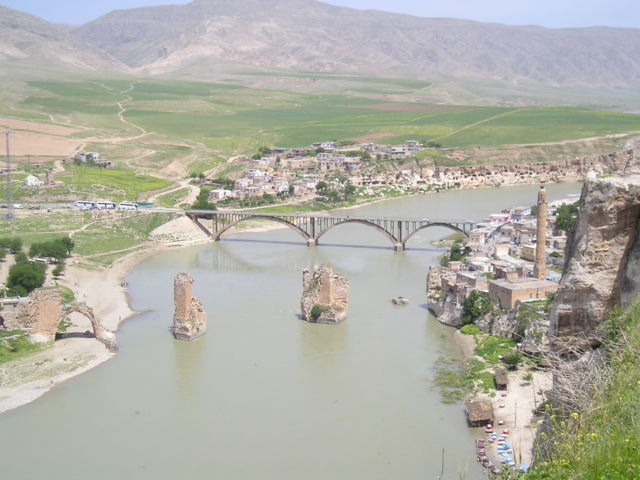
[300,264,349,324]
[1,288,117,351]
[172,273,207,340]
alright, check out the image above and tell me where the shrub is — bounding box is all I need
[460,324,481,335]
[310,304,323,320]
[502,351,523,370]
[52,264,65,277]
[7,261,46,295]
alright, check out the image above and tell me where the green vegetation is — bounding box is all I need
[554,201,580,232]
[156,188,190,208]
[61,166,172,201]
[310,304,323,320]
[460,324,482,335]
[29,236,74,262]
[13,79,640,168]
[56,284,74,303]
[510,297,640,479]
[6,255,46,297]
[0,330,47,364]
[474,335,518,365]
[461,291,494,325]
[440,238,469,266]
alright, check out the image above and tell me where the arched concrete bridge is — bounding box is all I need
[186,210,476,251]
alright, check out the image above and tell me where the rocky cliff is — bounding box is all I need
[549,174,640,350]
[300,264,349,325]
[422,149,638,191]
[172,273,207,340]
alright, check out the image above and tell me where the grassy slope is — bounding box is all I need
[15,78,640,159]
[517,298,640,479]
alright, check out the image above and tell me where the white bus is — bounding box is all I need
[74,200,95,210]
[96,201,117,210]
[117,201,138,211]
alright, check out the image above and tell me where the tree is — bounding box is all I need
[344,183,357,197]
[555,202,579,232]
[8,237,22,253]
[192,188,215,210]
[461,291,494,325]
[0,249,5,262]
[315,181,328,193]
[60,236,75,256]
[7,262,46,295]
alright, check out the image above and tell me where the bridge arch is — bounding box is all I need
[402,222,469,248]
[314,219,399,247]
[214,215,311,243]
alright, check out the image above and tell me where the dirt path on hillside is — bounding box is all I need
[433,108,526,141]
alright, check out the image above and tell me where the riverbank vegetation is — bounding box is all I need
[494,297,640,479]
[0,330,47,364]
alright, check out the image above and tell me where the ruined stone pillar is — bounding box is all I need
[28,289,62,344]
[534,185,548,280]
[318,264,335,306]
[172,273,207,341]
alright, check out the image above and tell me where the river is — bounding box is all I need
[0,182,580,480]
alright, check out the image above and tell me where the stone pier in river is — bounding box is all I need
[300,264,349,324]
[172,273,207,340]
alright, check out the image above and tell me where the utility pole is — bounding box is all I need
[4,131,14,220]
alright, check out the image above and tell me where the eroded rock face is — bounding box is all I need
[172,273,207,340]
[549,175,640,350]
[301,264,349,324]
[421,149,638,190]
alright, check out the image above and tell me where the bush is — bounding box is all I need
[502,351,523,370]
[7,261,46,295]
[52,264,65,277]
[460,324,481,335]
[310,304,323,320]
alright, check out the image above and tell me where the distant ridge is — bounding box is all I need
[69,0,640,88]
[0,6,126,72]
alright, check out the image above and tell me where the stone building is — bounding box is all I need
[488,278,558,310]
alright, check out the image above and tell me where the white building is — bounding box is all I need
[23,175,44,187]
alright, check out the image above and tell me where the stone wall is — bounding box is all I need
[2,288,117,350]
[548,174,640,350]
[301,264,349,324]
[172,273,207,340]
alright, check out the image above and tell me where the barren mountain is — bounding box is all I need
[71,0,640,88]
[0,6,126,72]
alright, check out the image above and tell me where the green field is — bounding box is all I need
[17,78,640,156]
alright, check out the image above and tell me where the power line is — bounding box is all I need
[4,131,14,220]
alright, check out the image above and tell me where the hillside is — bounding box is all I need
[0,6,126,72]
[71,0,640,89]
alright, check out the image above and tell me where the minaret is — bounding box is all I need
[534,185,547,280]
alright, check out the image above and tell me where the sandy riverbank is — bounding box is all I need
[449,328,551,467]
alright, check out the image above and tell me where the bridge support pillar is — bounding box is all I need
[307,238,317,247]
[394,242,404,251]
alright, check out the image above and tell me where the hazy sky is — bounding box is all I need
[1,0,639,28]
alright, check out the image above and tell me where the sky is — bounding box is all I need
[1,0,639,28]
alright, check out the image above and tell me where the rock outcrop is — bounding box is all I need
[172,273,207,340]
[300,264,349,324]
[420,149,638,190]
[549,174,640,350]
